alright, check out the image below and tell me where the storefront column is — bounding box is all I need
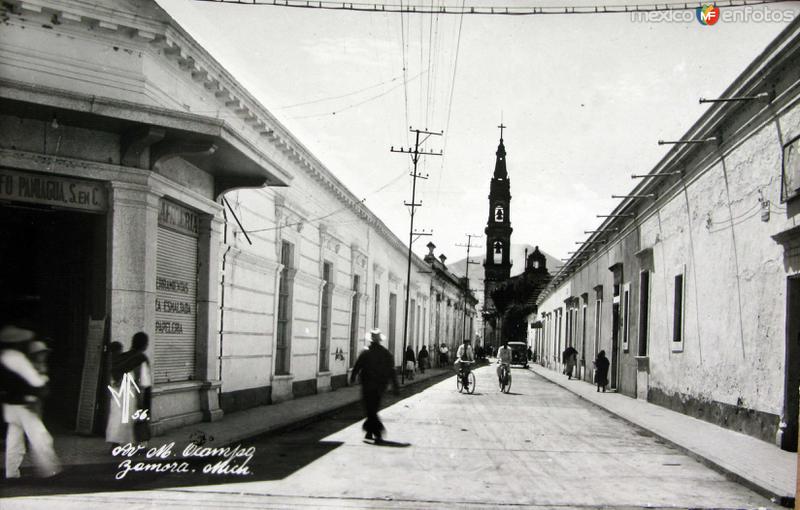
[108,182,160,353]
[197,215,223,421]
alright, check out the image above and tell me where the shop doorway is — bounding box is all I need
[783,275,800,452]
[0,205,107,433]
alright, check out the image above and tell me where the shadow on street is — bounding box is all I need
[0,371,450,498]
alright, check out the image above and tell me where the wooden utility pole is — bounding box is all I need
[456,234,481,343]
[391,127,442,384]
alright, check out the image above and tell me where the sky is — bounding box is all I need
[158,0,798,271]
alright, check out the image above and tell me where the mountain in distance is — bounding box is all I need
[447,243,562,318]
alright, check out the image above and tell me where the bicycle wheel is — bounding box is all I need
[467,371,476,394]
[504,371,512,393]
[456,374,464,393]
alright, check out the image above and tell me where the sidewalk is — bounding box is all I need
[529,363,797,506]
[3,366,455,471]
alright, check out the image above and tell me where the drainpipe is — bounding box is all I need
[219,202,231,382]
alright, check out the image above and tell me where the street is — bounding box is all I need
[1,365,775,509]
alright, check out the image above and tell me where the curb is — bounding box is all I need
[526,364,795,508]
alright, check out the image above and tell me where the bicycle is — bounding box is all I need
[456,361,475,394]
[498,362,511,393]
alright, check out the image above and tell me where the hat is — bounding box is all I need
[28,340,52,355]
[0,326,34,344]
[368,328,385,343]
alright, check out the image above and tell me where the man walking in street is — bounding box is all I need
[350,328,399,444]
[0,325,61,479]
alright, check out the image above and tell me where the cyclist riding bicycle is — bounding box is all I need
[496,340,512,385]
[455,339,475,387]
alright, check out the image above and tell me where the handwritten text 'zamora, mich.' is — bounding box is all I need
[113,442,256,480]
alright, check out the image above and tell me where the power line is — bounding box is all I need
[194,0,793,15]
[291,70,426,118]
[279,73,404,109]
[400,0,410,144]
[433,0,465,214]
[243,167,409,233]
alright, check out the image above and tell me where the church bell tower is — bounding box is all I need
[483,125,513,338]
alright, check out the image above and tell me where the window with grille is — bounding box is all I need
[672,272,684,351]
[275,241,293,375]
[319,261,332,372]
[373,283,380,327]
[594,298,602,358]
[388,293,397,355]
[622,283,631,352]
[349,275,360,368]
[638,271,650,357]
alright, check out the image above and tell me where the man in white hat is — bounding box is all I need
[0,325,61,478]
[350,328,399,443]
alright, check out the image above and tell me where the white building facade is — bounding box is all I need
[0,0,474,435]
[534,18,800,452]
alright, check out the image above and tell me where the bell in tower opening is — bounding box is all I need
[494,205,505,222]
[493,241,503,264]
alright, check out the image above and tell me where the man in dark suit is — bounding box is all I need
[350,328,399,443]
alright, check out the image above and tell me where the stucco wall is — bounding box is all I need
[536,28,800,442]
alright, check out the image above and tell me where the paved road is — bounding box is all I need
[1,365,777,509]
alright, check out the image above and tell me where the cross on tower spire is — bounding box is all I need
[497,122,507,141]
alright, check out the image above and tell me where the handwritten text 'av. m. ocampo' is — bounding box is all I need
[113,442,256,480]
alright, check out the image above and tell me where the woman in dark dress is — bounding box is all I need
[404,345,416,380]
[594,350,610,392]
[417,345,429,374]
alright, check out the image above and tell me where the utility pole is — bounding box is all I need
[455,234,481,345]
[391,127,442,384]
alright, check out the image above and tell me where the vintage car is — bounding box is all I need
[507,342,529,368]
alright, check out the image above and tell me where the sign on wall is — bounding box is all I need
[0,168,107,212]
[782,135,800,202]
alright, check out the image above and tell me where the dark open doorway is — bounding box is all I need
[782,275,799,452]
[0,204,106,432]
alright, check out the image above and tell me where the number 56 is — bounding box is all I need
[132,409,149,421]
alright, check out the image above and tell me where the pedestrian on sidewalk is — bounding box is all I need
[563,346,578,379]
[0,325,61,479]
[106,332,152,446]
[594,350,610,392]
[404,345,416,380]
[350,328,399,444]
[439,343,449,366]
[417,345,429,374]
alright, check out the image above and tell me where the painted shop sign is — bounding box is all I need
[0,168,107,212]
[158,199,200,237]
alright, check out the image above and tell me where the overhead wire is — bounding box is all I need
[399,0,410,145]
[243,168,411,233]
[290,70,425,119]
[193,0,793,15]
[278,73,404,109]
[425,0,434,129]
[433,0,465,216]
